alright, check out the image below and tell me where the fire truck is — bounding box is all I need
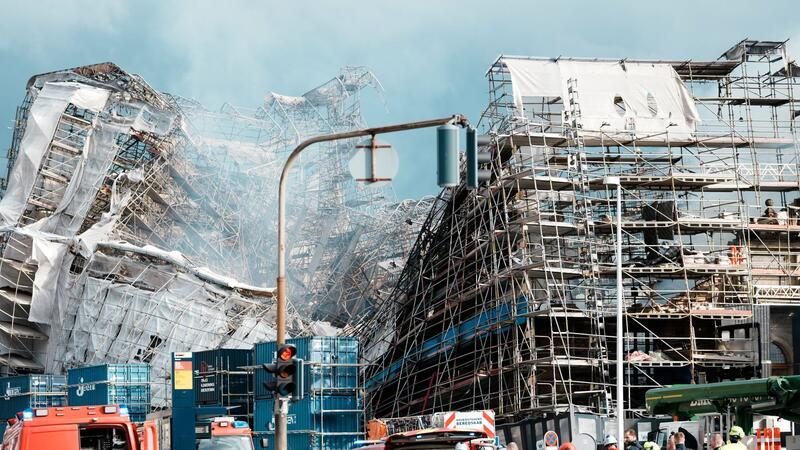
[1,404,157,450]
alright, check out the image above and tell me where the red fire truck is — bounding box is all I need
[1,404,157,450]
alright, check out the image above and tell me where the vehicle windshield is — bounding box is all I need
[80,426,131,450]
[196,435,254,450]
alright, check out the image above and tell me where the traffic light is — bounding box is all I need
[465,127,492,189]
[436,124,459,187]
[262,344,304,400]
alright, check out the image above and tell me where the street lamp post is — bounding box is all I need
[274,115,469,450]
[604,176,625,446]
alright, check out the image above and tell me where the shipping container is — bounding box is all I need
[67,364,151,422]
[0,374,67,436]
[254,337,359,399]
[253,337,362,448]
[253,395,361,434]
[193,348,253,424]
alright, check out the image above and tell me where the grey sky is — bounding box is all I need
[1,0,798,199]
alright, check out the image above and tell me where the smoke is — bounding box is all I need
[164,67,427,326]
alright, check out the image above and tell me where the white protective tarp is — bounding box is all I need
[29,125,120,236]
[29,101,175,237]
[61,275,230,404]
[0,82,109,226]
[503,58,701,136]
[29,236,69,324]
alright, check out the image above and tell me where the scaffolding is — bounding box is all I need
[172,68,429,326]
[0,62,427,404]
[360,39,800,422]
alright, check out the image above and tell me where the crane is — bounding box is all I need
[646,376,800,433]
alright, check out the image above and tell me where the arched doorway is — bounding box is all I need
[770,341,791,376]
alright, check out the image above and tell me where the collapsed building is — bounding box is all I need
[361,39,800,433]
[0,63,425,403]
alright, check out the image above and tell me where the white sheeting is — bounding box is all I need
[29,237,68,324]
[503,58,700,136]
[0,73,330,403]
[27,124,118,236]
[28,101,175,237]
[49,246,279,406]
[265,92,307,106]
[0,82,109,226]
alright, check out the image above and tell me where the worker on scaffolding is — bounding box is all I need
[764,198,777,219]
[719,426,747,450]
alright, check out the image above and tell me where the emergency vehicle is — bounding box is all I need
[1,404,157,450]
[381,428,496,450]
[194,416,255,450]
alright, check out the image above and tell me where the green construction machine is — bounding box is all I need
[646,376,800,433]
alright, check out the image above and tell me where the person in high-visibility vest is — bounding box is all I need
[720,426,747,450]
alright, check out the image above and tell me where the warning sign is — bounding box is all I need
[441,410,495,438]
[174,358,192,390]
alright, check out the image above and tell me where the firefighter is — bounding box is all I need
[720,426,747,450]
[604,434,619,450]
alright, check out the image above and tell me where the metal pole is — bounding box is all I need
[275,114,467,450]
[612,177,625,445]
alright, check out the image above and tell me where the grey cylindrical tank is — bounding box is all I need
[436,124,459,187]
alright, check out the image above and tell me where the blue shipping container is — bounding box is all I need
[253,432,361,450]
[253,395,361,434]
[67,364,150,422]
[255,337,358,399]
[194,348,252,404]
[194,348,253,424]
[0,375,67,436]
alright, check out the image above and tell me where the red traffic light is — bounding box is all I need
[277,344,297,361]
[262,347,304,400]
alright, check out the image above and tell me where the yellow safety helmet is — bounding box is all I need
[729,426,746,439]
[643,442,661,450]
